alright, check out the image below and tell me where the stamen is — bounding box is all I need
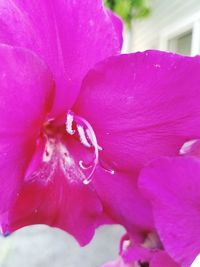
[75,115,99,184]
[83,179,90,185]
[66,111,75,135]
[86,129,103,151]
[105,169,115,175]
[66,110,101,184]
[79,160,92,170]
[77,125,91,148]
[100,160,115,175]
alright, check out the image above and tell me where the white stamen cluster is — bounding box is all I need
[66,111,100,184]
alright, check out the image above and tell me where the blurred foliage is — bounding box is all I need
[104,0,151,27]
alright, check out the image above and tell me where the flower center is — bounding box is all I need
[27,110,115,185]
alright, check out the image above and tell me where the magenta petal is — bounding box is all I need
[0,45,53,134]
[106,9,123,50]
[150,252,180,267]
[92,167,154,234]
[122,245,156,263]
[121,234,180,267]
[74,51,200,172]
[139,157,200,267]
[0,44,53,217]
[8,172,102,245]
[7,138,102,246]
[102,251,180,267]
[0,0,122,115]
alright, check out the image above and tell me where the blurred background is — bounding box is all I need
[0,225,124,267]
[121,0,200,55]
[1,1,200,267]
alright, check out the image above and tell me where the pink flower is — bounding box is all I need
[139,156,200,267]
[0,0,122,245]
[101,232,179,267]
[84,51,200,236]
[2,0,200,247]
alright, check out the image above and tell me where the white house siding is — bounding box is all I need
[131,0,200,52]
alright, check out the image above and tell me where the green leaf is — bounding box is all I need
[104,0,151,27]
